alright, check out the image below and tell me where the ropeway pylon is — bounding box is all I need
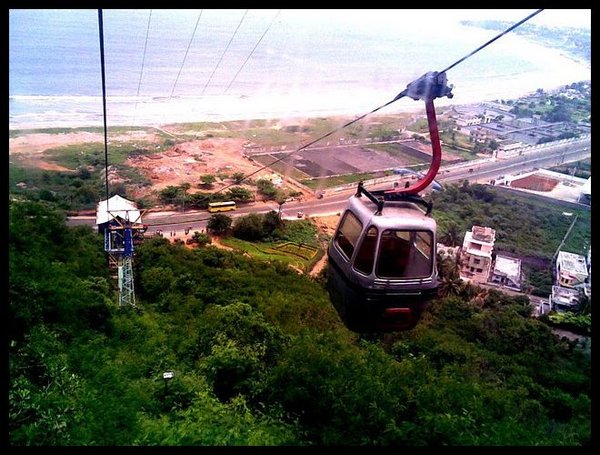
[118,219,136,307]
[98,199,147,308]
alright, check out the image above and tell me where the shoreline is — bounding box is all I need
[9,99,426,132]
[9,75,590,132]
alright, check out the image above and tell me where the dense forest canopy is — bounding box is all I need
[9,199,590,446]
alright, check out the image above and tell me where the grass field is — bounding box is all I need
[42,142,161,169]
[220,237,320,272]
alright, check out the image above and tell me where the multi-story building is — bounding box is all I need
[469,127,493,143]
[459,225,496,285]
[555,251,589,289]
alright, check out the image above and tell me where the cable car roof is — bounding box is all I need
[346,195,437,232]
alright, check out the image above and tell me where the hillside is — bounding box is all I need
[9,199,591,446]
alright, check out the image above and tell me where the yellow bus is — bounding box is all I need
[207,201,237,213]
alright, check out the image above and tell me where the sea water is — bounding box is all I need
[9,9,591,129]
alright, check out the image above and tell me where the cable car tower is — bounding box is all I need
[96,195,148,307]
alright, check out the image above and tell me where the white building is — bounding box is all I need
[495,139,524,158]
[456,115,482,127]
[490,255,522,290]
[555,251,589,289]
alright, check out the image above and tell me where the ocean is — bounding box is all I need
[9,9,591,129]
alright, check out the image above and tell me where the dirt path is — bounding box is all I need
[18,156,74,172]
[309,251,328,277]
[308,214,339,277]
[209,236,234,251]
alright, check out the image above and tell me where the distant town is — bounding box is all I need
[442,81,590,157]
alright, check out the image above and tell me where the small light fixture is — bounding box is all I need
[163,371,175,380]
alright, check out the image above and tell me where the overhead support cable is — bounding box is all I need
[169,10,203,98]
[136,10,152,97]
[132,9,152,126]
[223,9,280,94]
[97,9,110,205]
[202,9,248,95]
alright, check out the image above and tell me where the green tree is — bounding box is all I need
[256,179,278,199]
[159,185,182,204]
[199,174,216,188]
[207,214,232,235]
[192,231,211,247]
[543,103,572,123]
[76,166,92,180]
[232,172,246,184]
[226,186,253,203]
[439,221,462,247]
[233,213,265,241]
[262,210,283,238]
[189,192,210,209]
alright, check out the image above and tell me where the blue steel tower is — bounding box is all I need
[118,219,136,307]
[98,197,147,308]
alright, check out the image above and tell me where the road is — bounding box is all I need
[66,138,590,233]
[440,140,589,185]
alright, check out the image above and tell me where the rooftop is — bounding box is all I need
[471,225,496,243]
[96,194,142,225]
[493,255,521,281]
[551,285,580,306]
[557,251,589,277]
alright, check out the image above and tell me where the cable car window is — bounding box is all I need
[353,226,378,275]
[376,229,433,279]
[414,231,432,260]
[334,210,363,260]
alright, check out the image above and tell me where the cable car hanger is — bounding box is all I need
[387,71,453,196]
[353,70,452,223]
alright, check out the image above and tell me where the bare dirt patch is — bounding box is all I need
[510,174,559,192]
[312,214,340,237]
[18,157,74,172]
[9,130,161,157]
[125,138,270,194]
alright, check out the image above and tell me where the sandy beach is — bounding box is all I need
[9,88,429,132]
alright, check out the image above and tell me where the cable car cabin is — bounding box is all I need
[327,190,438,332]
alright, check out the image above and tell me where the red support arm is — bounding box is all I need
[385,99,442,195]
